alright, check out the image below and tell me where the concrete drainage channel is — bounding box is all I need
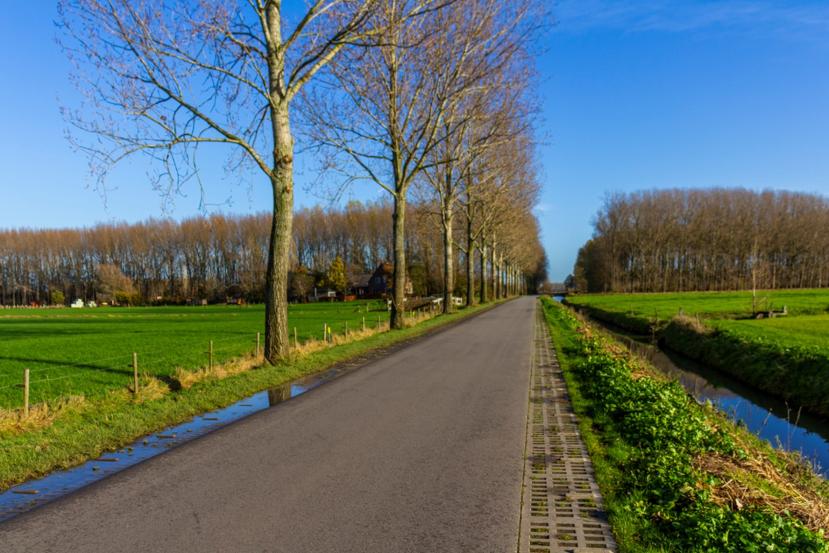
[519,307,616,553]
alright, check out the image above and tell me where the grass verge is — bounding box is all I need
[0,299,507,491]
[541,297,828,552]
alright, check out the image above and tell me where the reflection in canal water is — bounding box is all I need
[612,330,829,477]
[552,296,829,476]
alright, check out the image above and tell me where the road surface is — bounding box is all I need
[1,297,536,552]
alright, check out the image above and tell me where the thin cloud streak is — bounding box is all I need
[554,0,829,38]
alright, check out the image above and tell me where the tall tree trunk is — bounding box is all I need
[489,242,497,300]
[442,204,454,314]
[391,195,407,329]
[466,226,475,306]
[480,242,488,303]
[264,101,294,362]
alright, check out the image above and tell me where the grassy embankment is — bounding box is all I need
[566,290,829,416]
[541,297,829,552]
[0,299,501,491]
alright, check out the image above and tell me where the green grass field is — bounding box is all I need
[567,288,829,322]
[566,288,829,349]
[0,301,390,409]
[712,315,829,355]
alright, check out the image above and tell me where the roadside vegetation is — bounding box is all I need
[541,297,829,552]
[0,300,502,491]
[566,290,829,416]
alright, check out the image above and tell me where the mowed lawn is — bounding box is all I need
[712,315,829,355]
[0,301,389,409]
[567,288,829,321]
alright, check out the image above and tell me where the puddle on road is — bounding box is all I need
[0,366,351,523]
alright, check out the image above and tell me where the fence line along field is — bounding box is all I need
[0,301,390,410]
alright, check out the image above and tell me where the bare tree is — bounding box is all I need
[302,0,449,327]
[59,0,381,361]
[415,0,537,313]
[574,188,829,293]
[303,0,539,325]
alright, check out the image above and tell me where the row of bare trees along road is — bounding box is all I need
[53,0,549,361]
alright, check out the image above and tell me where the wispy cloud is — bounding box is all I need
[554,0,829,38]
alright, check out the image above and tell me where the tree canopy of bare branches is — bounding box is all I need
[574,188,829,293]
[60,0,383,361]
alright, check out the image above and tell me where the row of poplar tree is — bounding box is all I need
[572,188,829,293]
[0,199,546,307]
[55,0,549,360]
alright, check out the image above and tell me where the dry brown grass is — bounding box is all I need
[672,313,712,335]
[170,313,425,388]
[173,355,263,390]
[289,310,437,356]
[0,374,172,436]
[131,376,170,401]
[696,452,829,535]
[0,395,86,435]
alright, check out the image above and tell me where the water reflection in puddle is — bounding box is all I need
[0,367,348,522]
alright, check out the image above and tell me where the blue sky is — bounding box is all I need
[1,1,828,281]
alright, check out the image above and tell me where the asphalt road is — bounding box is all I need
[1,297,536,552]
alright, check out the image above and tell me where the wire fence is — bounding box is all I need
[0,304,438,414]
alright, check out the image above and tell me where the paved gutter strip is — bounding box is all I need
[519,305,616,553]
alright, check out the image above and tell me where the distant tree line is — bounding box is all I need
[573,188,829,293]
[0,199,546,306]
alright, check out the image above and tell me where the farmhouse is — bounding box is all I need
[367,262,413,297]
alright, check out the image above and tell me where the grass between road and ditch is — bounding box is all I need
[541,297,829,552]
[565,290,829,417]
[0,299,506,491]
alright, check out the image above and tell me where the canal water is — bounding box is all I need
[553,296,829,477]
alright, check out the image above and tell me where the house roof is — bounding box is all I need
[372,262,393,278]
[349,273,372,288]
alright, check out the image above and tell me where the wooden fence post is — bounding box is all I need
[294,327,298,349]
[23,368,30,417]
[256,332,261,357]
[132,353,138,396]
[362,316,366,332]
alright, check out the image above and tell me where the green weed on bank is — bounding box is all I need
[541,297,827,552]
